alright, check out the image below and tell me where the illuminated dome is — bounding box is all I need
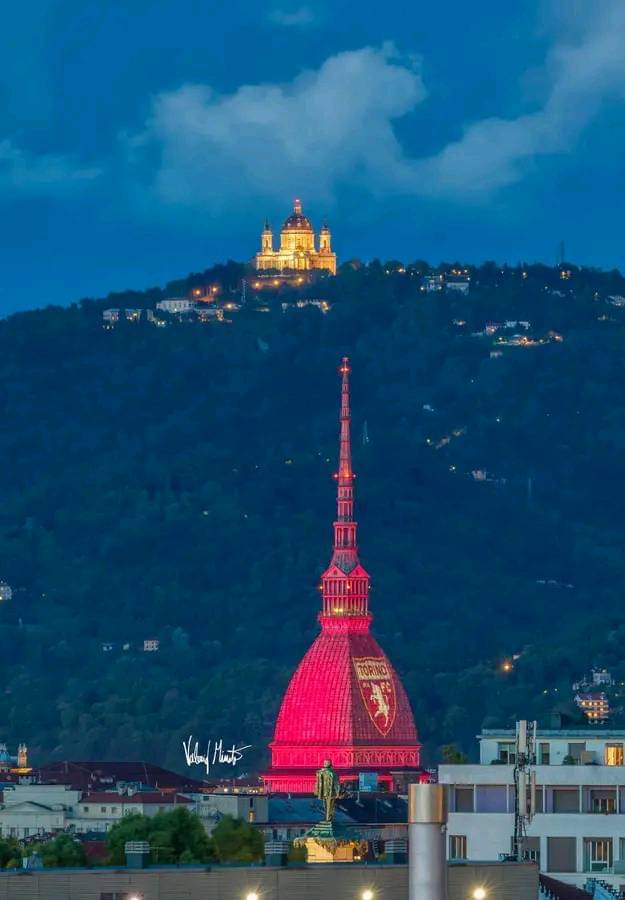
[272,626,419,747]
[282,198,313,231]
[264,358,422,794]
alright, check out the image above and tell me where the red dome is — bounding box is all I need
[272,624,418,747]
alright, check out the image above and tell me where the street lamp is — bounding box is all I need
[246,894,259,900]
[362,891,374,900]
[472,889,487,900]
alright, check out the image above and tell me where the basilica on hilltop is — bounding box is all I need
[254,199,337,275]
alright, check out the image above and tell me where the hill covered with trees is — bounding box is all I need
[2,258,625,773]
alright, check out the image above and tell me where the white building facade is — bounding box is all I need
[440,728,625,891]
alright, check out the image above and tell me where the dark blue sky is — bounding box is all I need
[1,0,624,313]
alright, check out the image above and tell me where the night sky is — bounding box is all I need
[2,0,625,313]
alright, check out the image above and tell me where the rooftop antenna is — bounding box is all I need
[512,720,537,862]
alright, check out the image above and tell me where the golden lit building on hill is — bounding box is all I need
[254,199,337,275]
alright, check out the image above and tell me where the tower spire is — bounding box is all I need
[319,357,371,624]
[337,357,354,519]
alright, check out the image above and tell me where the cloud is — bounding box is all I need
[268,6,316,27]
[0,139,101,194]
[414,0,625,197]
[127,43,426,214]
[127,2,625,213]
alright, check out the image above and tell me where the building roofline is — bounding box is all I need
[479,728,625,738]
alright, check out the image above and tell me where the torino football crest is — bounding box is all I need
[353,657,397,736]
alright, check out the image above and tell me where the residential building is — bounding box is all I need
[446,276,470,294]
[156,298,195,314]
[575,693,611,724]
[192,791,269,834]
[143,638,159,652]
[421,274,445,292]
[440,728,625,890]
[74,790,193,833]
[0,784,194,838]
[30,760,205,793]
[0,784,82,839]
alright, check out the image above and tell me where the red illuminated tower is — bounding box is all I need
[263,358,422,793]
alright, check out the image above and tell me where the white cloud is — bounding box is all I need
[414,0,625,197]
[128,44,426,213]
[128,2,625,212]
[0,139,101,193]
[268,6,316,27]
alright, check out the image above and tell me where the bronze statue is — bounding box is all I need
[315,759,341,822]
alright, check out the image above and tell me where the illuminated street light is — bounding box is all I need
[472,889,487,899]
[361,891,374,900]
[246,893,259,900]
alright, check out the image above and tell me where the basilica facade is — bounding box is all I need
[254,199,337,275]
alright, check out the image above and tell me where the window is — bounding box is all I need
[547,836,577,873]
[111,806,118,814]
[552,788,580,813]
[568,742,586,763]
[449,835,467,860]
[497,742,516,764]
[101,806,107,813]
[454,787,474,813]
[539,743,551,765]
[475,785,507,813]
[606,744,624,766]
[83,806,89,813]
[584,837,613,873]
[534,785,544,813]
[525,837,540,863]
[591,793,616,814]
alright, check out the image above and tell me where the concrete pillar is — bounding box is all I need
[408,783,447,900]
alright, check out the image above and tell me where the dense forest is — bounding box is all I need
[2,257,625,775]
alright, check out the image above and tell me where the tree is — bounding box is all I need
[106,807,215,865]
[211,815,264,863]
[440,744,469,764]
[0,836,21,869]
[25,834,87,868]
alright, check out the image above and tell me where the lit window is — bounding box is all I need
[605,744,624,766]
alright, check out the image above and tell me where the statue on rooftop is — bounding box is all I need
[315,759,341,822]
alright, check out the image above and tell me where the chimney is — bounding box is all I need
[408,783,447,900]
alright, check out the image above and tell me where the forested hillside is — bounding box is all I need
[2,259,625,773]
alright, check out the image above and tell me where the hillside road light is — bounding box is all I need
[246,894,259,900]
[472,889,487,900]
[361,892,374,900]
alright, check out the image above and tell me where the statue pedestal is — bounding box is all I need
[294,821,368,864]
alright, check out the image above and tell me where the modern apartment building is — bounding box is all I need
[440,728,625,891]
